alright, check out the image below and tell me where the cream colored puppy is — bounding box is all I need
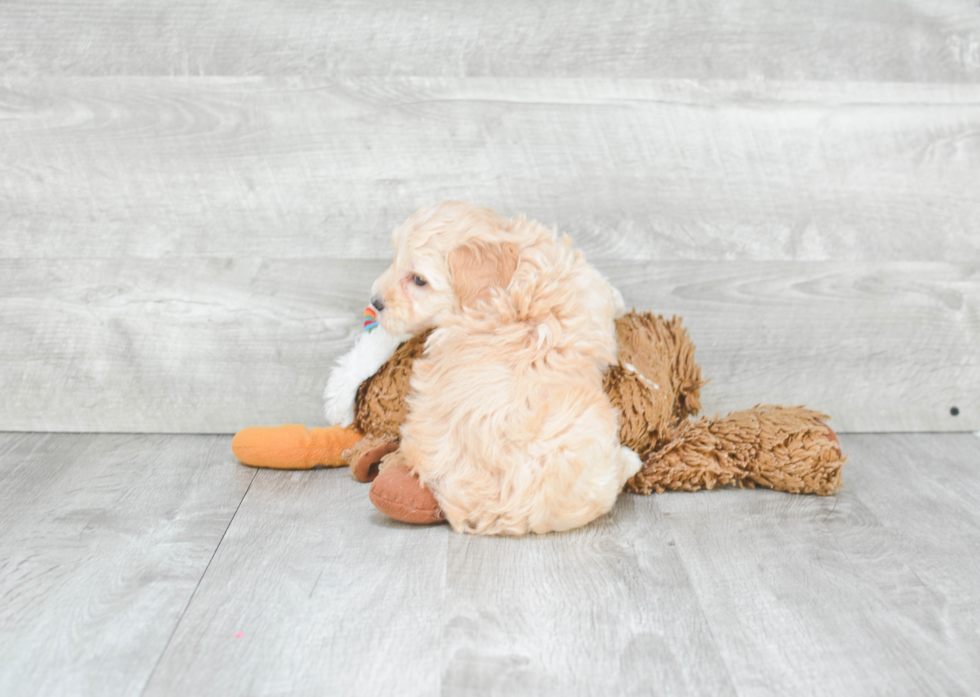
[371,201,641,535]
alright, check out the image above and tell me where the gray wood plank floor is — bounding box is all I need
[2,431,978,696]
[0,432,255,697]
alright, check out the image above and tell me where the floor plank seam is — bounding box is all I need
[137,465,258,697]
[656,508,741,695]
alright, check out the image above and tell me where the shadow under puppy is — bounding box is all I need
[368,201,641,535]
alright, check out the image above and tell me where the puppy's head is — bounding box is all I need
[371,201,519,334]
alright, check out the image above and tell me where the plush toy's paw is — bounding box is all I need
[627,406,846,496]
[352,441,399,483]
[231,424,362,469]
[369,465,445,525]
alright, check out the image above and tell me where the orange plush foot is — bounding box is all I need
[351,441,399,483]
[369,465,445,525]
[231,424,362,469]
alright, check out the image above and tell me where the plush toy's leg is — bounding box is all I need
[626,406,846,496]
[344,435,399,483]
[231,424,362,469]
[368,450,444,525]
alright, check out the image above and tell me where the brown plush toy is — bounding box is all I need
[232,311,846,526]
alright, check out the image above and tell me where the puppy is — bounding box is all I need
[371,201,641,534]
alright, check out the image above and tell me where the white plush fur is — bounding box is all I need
[323,326,407,426]
[371,201,640,535]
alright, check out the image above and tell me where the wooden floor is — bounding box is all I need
[1,431,978,696]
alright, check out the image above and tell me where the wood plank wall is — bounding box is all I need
[1,1,978,433]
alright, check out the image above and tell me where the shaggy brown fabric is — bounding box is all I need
[605,362,671,456]
[616,312,705,426]
[352,329,432,441]
[348,313,846,497]
[626,405,845,496]
[608,312,706,456]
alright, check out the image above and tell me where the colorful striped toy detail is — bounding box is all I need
[363,306,379,332]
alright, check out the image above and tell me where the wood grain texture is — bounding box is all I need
[1,259,975,434]
[144,467,736,697]
[438,499,736,696]
[655,432,980,697]
[141,434,980,696]
[0,257,362,434]
[613,261,980,434]
[143,467,452,697]
[1,0,978,81]
[846,433,980,690]
[2,77,979,262]
[0,432,254,697]
[2,433,978,695]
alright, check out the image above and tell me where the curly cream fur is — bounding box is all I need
[371,201,640,535]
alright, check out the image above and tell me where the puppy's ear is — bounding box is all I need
[448,243,518,308]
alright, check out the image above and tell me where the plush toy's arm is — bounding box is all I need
[231,424,363,469]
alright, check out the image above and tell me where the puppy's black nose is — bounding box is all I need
[371,296,385,312]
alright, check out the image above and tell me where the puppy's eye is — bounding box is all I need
[413,275,428,287]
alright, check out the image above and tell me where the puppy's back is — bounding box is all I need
[402,236,639,535]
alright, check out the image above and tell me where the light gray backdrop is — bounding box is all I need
[1,0,978,433]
